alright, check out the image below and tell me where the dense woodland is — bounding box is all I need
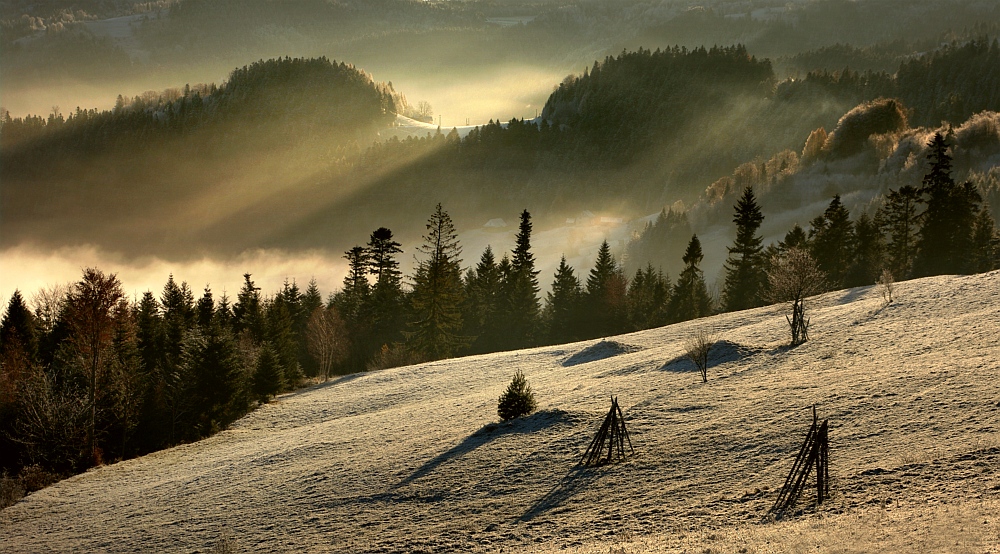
[3,0,1000,503]
[2,132,997,489]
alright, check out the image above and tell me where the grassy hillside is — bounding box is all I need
[3,270,998,552]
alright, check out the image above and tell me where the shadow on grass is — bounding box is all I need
[277,371,368,400]
[394,409,573,489]
[520,465,602,521]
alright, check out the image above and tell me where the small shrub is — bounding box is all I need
[685,330,715,383]
[498,369,536,421]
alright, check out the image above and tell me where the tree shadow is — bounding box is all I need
[659,340,763,372]
[519,465,602,521]
[394,409,573,488]
[276,371,367,399]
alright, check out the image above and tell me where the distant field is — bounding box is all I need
[2,271,999,552]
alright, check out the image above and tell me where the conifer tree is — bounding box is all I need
[253,342,285,403]
[233,274,264,341]
[463,246,503,353]
[809,195,855,288]
[626,264,671,331]
[779,224,809,251]
[367,228,405,353]
[584,240,628,337]
[846,212,886,287]
[266,295,303,389]
[544,256,584,344]
[669,235,712,322]
[1,290,38,364]
[722,186,766,311]
[878,185,921,280]
[914,133,982,276]
[407,204,467,360]
[196,286,214,329]
[507,210,541,348]
[971,206,998,273]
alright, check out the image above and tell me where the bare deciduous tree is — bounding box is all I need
[766,248,827,346]
[876,268,894,305]
[306,307,347,381]
[685,329,715,383]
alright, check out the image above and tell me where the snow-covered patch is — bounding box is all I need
[2,271,999,552]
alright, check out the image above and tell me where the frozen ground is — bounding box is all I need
[2,271,999,553]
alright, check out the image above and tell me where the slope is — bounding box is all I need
[2,272,999,553]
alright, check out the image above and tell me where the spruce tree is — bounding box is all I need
[507,210,541,348]
[196,286,215,329]
[463,246,503,353]
[914,132,982,276]
[233,274,264,341]
[0,290,38,364]
[332,246,372,370]
[584,240,627,337]
[544,256,584,344]
[407,204,468,360]
[846,212,886,287]
[878,185,921,280]
[809,195,855,288]
[367,228,405,353]
[971,206,998,273]
[722,186,766,311]
[626,264,671,331]
[253,342,285,403]
[669,235,712,322]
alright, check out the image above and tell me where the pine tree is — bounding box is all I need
[971,206,998,273]
[507,209,541,348]
[878,185,921,280]
[626,264,671,331]
[722,186,766,311]
[779,224,809,251]
[497,368,536,421]
[233,274,264,341]
[584,240,627,337]
[544,256,584,344]
[367,228,405,354]
[196,286,215,329]
[253,342,285,403]
[1,290,38,364]
[266,295,303,389]
[407,204,468,360]
[846,212,886,287]
[914,132,982,276]
[669,235,712,322]
[463,246,503,353]
[809,195,855,288]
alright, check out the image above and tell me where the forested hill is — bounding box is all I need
[0,57,399,160]
[541,45,775,166]
[0,57,401,256]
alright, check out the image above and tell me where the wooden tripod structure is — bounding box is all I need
[768,405,830,519]
[581,396,634,466]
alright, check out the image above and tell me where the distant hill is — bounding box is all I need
[2,270,997,552]
[0,56,400,256]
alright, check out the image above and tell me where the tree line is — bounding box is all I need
[2,110,998,495]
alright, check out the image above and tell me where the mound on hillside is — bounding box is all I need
[2,272,999,553]
[563,339,642,366]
